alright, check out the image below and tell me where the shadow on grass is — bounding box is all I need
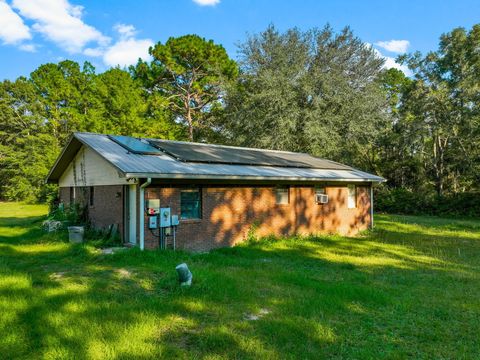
[0,214,68,245]
[1,214,480,358]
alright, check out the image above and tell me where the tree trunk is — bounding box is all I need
[184,94,194,142]
[186,107,193,142]
[433,134,446,197]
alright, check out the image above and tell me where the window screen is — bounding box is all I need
[348,185,357,209]
[275,186,289,205]
[181,189,202,219]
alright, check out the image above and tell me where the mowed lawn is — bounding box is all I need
[0,203,479,359]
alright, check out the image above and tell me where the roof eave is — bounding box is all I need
[46,132,128,184]
[124,172,385,183]
[45,134,79,184]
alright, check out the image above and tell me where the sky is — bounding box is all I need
[1,0,480,80]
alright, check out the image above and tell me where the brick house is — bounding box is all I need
[47,132,384,251]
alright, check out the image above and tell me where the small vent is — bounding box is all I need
[315,193,329,204]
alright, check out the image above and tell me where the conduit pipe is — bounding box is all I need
[139,178,151,250]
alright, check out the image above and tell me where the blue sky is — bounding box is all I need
[1,0,479,80]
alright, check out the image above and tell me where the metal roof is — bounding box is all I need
[46,132,385,183]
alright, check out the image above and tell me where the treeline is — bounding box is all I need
[1,24,480,216]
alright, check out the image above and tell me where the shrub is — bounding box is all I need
[48,202,88,225]
[375,186,480,217]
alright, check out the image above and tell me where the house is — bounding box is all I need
[46,132,384,251]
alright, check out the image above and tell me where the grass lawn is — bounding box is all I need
[0,202,479,359]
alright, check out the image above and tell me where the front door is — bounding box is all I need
[127,184,137,244]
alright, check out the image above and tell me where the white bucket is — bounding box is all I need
[68,226,84,243]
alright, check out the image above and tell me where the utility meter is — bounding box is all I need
[171,215,179,226]
[160,208,171,227]
[148,216,158,229]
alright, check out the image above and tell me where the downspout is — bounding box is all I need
[139,178,151,250]
[370,184,374,229]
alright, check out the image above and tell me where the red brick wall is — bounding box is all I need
[144,185,371,251]
[88,185,124,239]
[59,185,125,241]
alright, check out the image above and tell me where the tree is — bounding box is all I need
[376,69,426,189]
[221,25,388,171]
[0,60,183,201]
[397,24,480,195]
[133,35,238,141]
[0,78,59,201]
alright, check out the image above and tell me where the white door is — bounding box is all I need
[128,184,137,244]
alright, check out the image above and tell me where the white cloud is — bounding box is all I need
[370,45,411,76]
[0,0,31,44]
[0,0,151,68]
[12,0,110,53]
[383,55,411,75]
[114,23,136,39]
[84,24,153,67]
[192,0,220,6]
[103,38,153,67]
[19,43,37,52]
[83,47,103,57]
[375,39,410,54]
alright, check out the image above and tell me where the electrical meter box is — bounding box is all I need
[146,199,160,215]
[171,215,179,226]
[148,216,158,229]
[160,208,171,227]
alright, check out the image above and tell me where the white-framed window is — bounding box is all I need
[347,185,357,209]
[275,186,289,205]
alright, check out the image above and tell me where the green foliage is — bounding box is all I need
[388,24,480,196]
[0,60,180,202]
[4,25,480,208]
[48,202,87,225]
[376,186,480,217]
[84,226,122,248]
[221,25,387,172]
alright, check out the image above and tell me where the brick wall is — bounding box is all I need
[144,185,371,251]
[59,185,125,241]
[88,185,124,239]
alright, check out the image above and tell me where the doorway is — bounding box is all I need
[125,184,137,245]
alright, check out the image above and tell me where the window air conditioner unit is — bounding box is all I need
[315,193,329,204]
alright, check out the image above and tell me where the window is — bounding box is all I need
[315,186,326,195]
[275,186,289,205]
[181,188,202,219]
[347,185,356,209]
[89,186,94,206]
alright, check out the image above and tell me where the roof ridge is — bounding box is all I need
[144,138,312,156]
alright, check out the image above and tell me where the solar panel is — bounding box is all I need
[148,139,352,170]
[108,135,163,155]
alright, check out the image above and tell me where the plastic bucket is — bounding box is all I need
[68,226,84,243]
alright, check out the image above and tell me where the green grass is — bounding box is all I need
[1,203,479,359]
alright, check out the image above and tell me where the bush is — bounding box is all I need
[48,203,88,225]
[375,186,480,217]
